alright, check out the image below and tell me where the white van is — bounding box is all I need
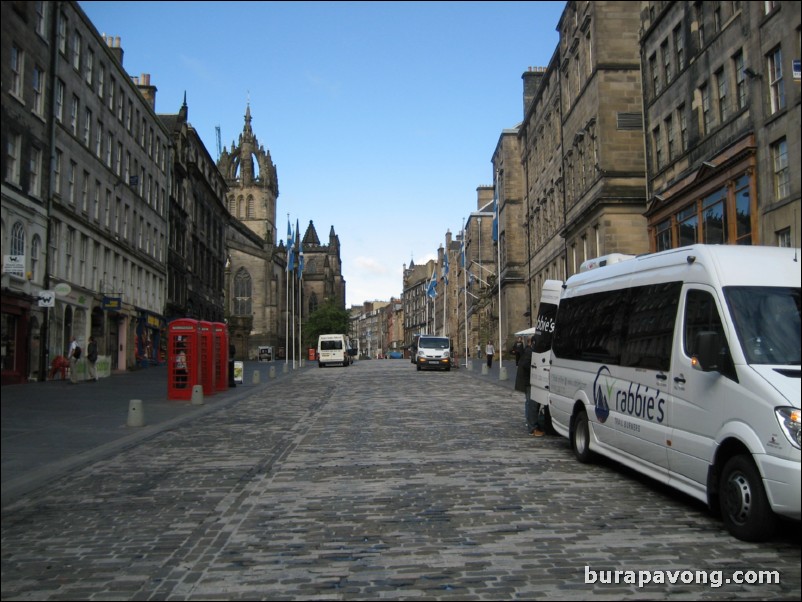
[548,244,800,541]
[317,334,352,367]
[416,335,452,371]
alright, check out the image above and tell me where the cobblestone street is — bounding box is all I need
[2,361,800,600]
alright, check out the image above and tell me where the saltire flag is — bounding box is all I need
[459,235,465,268]
[298,242,304,278]
[442,250,449,285]
[426,268,437,298]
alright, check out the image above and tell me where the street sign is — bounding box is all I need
[3,255,24,277]
[38,291,55,307]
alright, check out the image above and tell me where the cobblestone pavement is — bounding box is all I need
[1,361,799,600]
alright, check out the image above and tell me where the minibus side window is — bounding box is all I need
[684,289,736,380]
[620,282,681,371]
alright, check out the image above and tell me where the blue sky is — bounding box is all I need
[80,1,565,306]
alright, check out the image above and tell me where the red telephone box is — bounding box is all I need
[199,321,216,396]
[213,322,228,392]
[168,319,199,400]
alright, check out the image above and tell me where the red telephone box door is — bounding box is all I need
[168,319,199,400]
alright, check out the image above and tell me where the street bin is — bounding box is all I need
[213,322,228,392]
[167,319,200,401]
[199,321,216,396]
[308,348,316,361]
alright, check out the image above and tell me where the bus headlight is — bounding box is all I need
[775,407,801,450]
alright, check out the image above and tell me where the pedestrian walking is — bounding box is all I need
[86,336,98,381]
[512,336,525,366]
[68,336,80,384]
[485,340,495,368]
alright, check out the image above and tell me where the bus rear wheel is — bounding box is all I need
[570,409,593,463]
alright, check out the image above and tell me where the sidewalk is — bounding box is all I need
[0,360,307,508]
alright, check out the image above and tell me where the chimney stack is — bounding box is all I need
[102,34,124,66]
[522,66,546,116]
[136,73,157,110]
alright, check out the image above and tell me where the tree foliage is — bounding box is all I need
[303,299,350,348]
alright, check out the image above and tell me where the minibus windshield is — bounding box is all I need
[725,286,801,366]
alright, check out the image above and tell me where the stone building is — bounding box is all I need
[160,97,228,324]
[640,0,800,250]
[2,1,171,381]
[518,1,650,322]
[1,1,51,383]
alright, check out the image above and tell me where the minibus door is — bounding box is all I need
[668,286,735,488]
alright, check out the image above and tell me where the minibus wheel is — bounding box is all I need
[571,409,593,463]
[719,455,775,542]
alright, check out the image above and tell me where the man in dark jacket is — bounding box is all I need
[514,337,544,436]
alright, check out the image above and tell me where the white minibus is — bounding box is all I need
[548,244,800,541]
[317,334,352,367]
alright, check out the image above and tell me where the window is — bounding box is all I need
[702,188,726,244]
[661,40,671,84]
[10,45,23,98]
[665,115,676,161]
[83,108,91,147]
[57,11,67,54]
[733,51,746,110]
[678,204,699,246]
[776,228,791,248]
[53,149,62,195]
[715,68,728,122]
[552,282,682,371]
[85,49,94,85]
[233,269,252,315]
[673,25,685,71]
[32,66,45,116]
[678,104,688,151]
[95,120,102,158]
[55,78,64,122]
[70,95,79,135]
[68,161,76,205]
[35,1,48,37]
[653,126,663,170]
[650,53,660,96]
[98,63,105,100]
[6,133,21,185]
[72,31,81,71]
[29,147,42,198]
[10,222,25,256]
[700,84,713,134]
[771,138,789,200]
[655,218,672,252]
[768,47,785,113]
[81,171,89,213]
[31,235,41,281]
[696,4,705,48]
[733,175,751,244]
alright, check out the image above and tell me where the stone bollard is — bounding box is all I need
[127,399,145,427]
[283,363,289,374]
[252,370,261,384]
[499,366,508,381]
[269,365,276,379]
[191,384,204,405]
[482,363,488,375]
[466,360,473,371]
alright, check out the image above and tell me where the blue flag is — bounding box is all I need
[426,269,437,298]
[442,251,449,285]
[286,219,295,272]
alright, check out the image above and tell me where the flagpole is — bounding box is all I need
[462,220,468,368]
[494,180,505,380]
[285,214,291,368]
